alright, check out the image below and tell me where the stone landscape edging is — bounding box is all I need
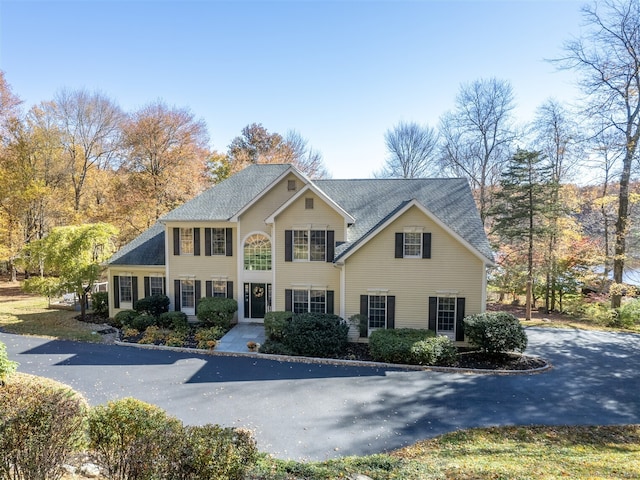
[114,340,552,375]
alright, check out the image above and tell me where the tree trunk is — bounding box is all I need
[611,149,633,308]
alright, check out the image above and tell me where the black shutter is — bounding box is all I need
[205,228,212,256]
[227,281,233,299]
[285,230,293,262]
[226,228,233,256]
[456,298,466,341]
[195,280,201,313]
[113,276,120,309]
[395,233,403,258]
[428,296,437,332]
[144,277,150,297]
[360,295,368,317]
[174,280,181,312]
[194,228,201,256]
[422,233,432,259]
[173,228,180,255]
[285,289,293,311]
[162,277,166,295]
[387,295,395,329]
[205,280,212,297]
[360,295,369,337]
[326,230,335,262]
[132,276,139,304]
[326,290,334,314]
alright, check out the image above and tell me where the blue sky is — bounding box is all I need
[0,0,585,178]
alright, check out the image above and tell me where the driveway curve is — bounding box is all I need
[2,327,639,461]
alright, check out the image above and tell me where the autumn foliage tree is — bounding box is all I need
[118,101,210,235]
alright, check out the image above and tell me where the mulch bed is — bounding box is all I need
[77,315,547,371]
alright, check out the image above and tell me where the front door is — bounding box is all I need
[244,283,269,319]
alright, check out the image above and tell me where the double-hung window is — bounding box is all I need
[211,228,226,255]
[368,295,387,329]
[212,280,227,298]
[150,277,164,296]
[286,289,333,314]
[180,228,194,255]
[288,229,330,262]
[119,275,133,304]
[403,232,422,257]
[181,280,195,310]
[293,230,309,261]
[359,293,396,336]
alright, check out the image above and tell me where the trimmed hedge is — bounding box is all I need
[88,397,258,480]
[158,311,189,330]
[134,294,170,318]
[369,329,457,365]
[163,424,257,480]
[369,329,436,364]
[88,397,182,480]
[410,336,458,366]
[0,373,88,480]
[264,311,293,341]
[197,297,238,329]
[463,312,528,354]
[281,313,349,357]
[112,309,137,329]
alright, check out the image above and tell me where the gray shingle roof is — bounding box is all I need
[108,164,493,266]
[160,164,292,221]
[108,223,165,266]
[315,178,493,262]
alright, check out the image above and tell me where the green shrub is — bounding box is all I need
[463,312,528,354]
[197,297,238,329]
[282,313,349,357]
[410,336,458,366]
[112,309,138,329]
[369,329,435,364]
[162,424,258,480]
[258,339,295,356]
[264,311,292,341]
[0,373,88,480]
[129,314,156,331]
[615,299,640,328]
[158,311,189,330]
[133,294,170,318]
[194,326,226,349]
[349,313,369,338]
[91,291,109,317]
[88,397,182,480]
[0,341,18,383]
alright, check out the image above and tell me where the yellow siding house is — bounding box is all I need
[106,164,494,342]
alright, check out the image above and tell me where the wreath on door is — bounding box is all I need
[253,286,265,298]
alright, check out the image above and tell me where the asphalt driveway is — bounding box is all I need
[2,327,639,461]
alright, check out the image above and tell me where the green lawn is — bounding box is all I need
[0,292,102,343]
[249,425,640,479]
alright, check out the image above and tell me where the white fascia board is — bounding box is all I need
[264,183,355,224]
[338,199,494,266]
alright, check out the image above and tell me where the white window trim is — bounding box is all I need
[403,232,422,259]
[292,288,328,314]
[292,228,328,262]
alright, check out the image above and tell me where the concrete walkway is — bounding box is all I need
[215,323,266,353]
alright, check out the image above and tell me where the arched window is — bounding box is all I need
[244,234,271,271]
